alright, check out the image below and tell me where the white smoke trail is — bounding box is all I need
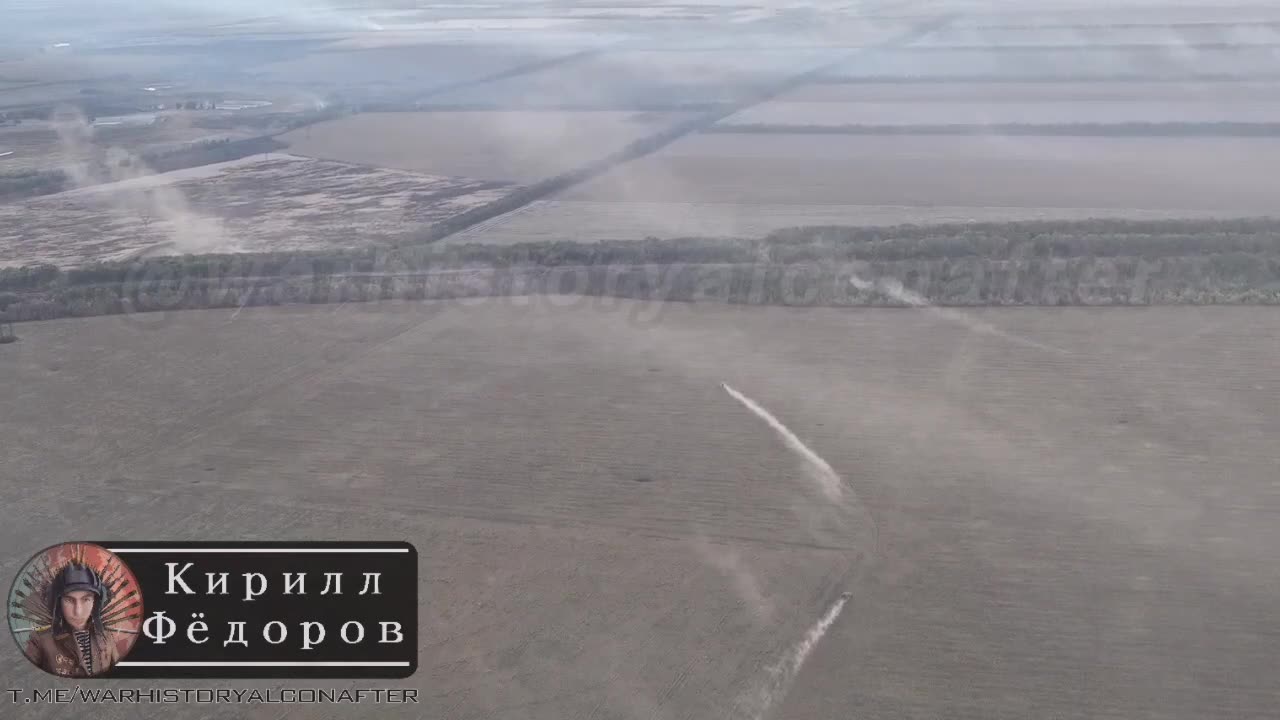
[721,382,843,503]
[850,274,1070,356]
[734,592,851,720]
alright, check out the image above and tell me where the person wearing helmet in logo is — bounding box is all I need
[24,563,122,677]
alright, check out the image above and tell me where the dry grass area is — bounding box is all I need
[560,134,1280,210]
[0,154,515,267]
[1,302,1277,719]
[279,110,694,183]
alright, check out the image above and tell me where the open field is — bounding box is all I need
[7,3,1280,719]
[720,96,1280,126]
[280,110,695,183]
[1,302,1278,719]
[458,133,1280,241]
[562,134,1280,208]
[772,79,1280,102]
[0,56,146,90]
[821,46,1280,81]
[0,154,514,267]
[913,22,1280,48]
[421,48,845,107]
[253,43,594,102]
[948,6,1280,28]
[717,79,1280,130]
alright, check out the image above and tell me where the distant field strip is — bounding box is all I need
[414,46,611,104]
[956,21,1280,30]
[811,73,1280,84]
[913,22,1280,47]
[281,111,697,184]
[822,46,1280,81]
[708,122,1280,136]
[426,14,958,240]
[901,42,1280,51]
[553,135,1280,213]
[718,96,1280,127]
[765,80,1280,103]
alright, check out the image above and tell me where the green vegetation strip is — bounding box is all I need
[3,219,1280,322]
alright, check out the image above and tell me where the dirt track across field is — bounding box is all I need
[1,301,1277,719]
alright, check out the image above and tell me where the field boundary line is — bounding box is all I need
[428,14,956,242]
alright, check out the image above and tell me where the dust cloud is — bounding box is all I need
[51,105,240,257]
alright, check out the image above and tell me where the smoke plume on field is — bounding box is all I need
[848,273,1069,354]
[52,105,240,258]
[722,382,844,503]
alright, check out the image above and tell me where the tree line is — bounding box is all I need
[0,169,70,201]
[142,136,285,173]
[4,218,1280,322]
[6,217,1280,292]
[3,255,1278,323]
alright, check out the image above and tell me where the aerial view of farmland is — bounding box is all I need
[2,2,1279,719]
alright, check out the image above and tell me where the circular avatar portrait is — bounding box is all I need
[8,542,142,677]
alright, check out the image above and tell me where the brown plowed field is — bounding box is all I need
[2,301,1277,719]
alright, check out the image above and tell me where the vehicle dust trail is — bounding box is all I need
[227,290,255,321]
[733,592,851,720]
[721,383,844,503]
[718,384,874,719]
[849,274,1071,356]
